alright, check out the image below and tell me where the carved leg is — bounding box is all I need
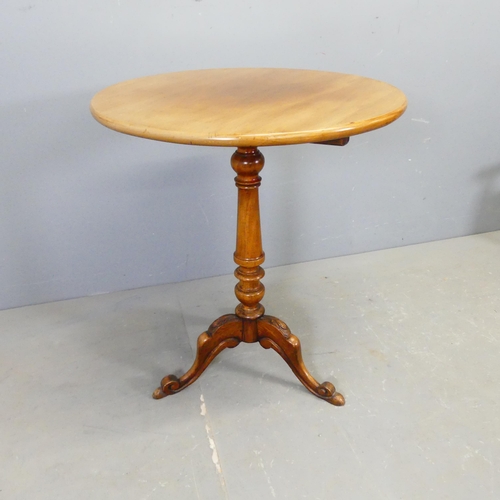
[257,316,345,406]
[152,314,242,399]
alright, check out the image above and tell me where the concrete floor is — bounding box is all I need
[1,231,499,499]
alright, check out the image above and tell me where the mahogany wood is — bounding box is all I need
[91,68,408,407]
[314,137,350,146]
[153,148,345,406]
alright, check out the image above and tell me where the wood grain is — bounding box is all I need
[93,69,406,406]
[90,68,407,147]
[153,147,345,406]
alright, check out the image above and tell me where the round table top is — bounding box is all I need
[90,68,407,147]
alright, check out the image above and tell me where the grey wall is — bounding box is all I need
[1,1,499,310]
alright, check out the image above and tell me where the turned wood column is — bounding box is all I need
[231,147,266,342]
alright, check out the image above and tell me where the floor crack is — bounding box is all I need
[200,394,229,499]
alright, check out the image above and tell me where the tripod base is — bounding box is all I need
[153,314,345,406]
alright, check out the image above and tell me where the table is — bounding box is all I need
[91,68,407,406]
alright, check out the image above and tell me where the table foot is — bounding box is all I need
[152,314,242,399]
[257,316,345,406]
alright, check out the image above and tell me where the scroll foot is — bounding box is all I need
[153,314,242,399]
[258,315,345,406]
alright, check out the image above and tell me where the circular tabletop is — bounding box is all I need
[90,68,407,147]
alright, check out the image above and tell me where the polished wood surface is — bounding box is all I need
[90,68,407,147]
[92,69,407,406]
[153,148,345,405]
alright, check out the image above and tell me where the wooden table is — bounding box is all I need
[91,68,407,406]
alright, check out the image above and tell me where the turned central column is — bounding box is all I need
[231,147,266,342]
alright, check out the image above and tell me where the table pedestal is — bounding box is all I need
[153,147,345,406]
